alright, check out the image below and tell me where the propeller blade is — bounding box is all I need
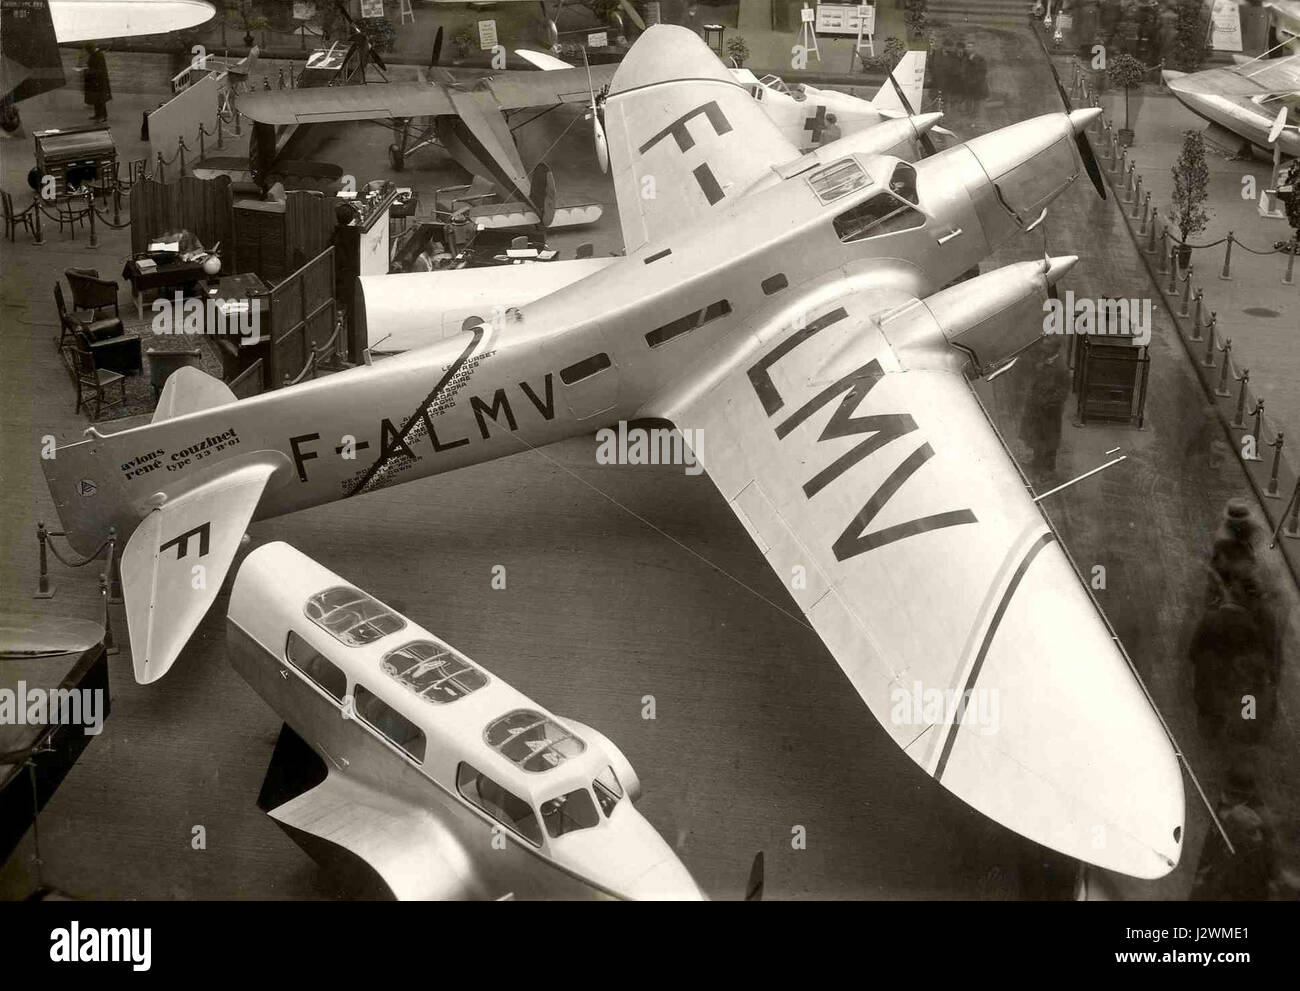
[1269,105,1287,144]
[431,25,443,68]
[1034,27,1106,199]
[594,115,609,174]
[886,66,937,157]
[745,852,765,902]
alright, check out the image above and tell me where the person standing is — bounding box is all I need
[969,44,988,111]
[1017,338,1071,475]
[83,41,111,123]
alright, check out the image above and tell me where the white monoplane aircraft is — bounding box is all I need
[44,25,1182,881]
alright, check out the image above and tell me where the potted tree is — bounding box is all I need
[726,36,750,69]
[1169,128,1210,268]
[1170,0,1209,72]
[1275,160,1300,256]
[1106,51,1148,146]
[903,0,928,42]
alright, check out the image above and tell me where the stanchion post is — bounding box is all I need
[1266,433,1284,497]
[1124,161,1136,202]
[1167,245,1180,295]
[34,522,55,598]
[157,151,166,184]
[1250,400,1265,456]
[217,114,224,149]
[1233,369,1250,426]
[112,184,121,227]
[1131,174,1144,218]
[32,193,44,246]
[199,126,206,163]
[1158,228,1169,273]
[1215,340,1233,396]
[1285,479,1300,538]
[1191,287,1204,340]
[1219,230,1234,280]
[85,189,98,248]
[105,526,121,603]
[1139,191,1151,233]
[1202,312,1218,365]
[1180,265,1193,315]
[99,573,118,656]
[1285,240,1297,286]
[1145,213,1158,253]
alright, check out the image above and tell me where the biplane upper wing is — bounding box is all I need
[603,25,800,254]
[649,289,1185,879]
[236,81,460,124]
[268,771,481,900]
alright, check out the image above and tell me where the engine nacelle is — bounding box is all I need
[880,255,1077,376]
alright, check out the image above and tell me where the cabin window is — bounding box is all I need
[485,709,585,772]
[645,299,732,349]
[560,352,611,385]
[382,640,488,703]
[457,762,543,846]
[353,684,426,762]
[593,766,623,817]
[306,586,405,647]
[761,274,788,295]
[541,788,601,839]
[807,158,869,204]
[888,162,919,205]
[833,193,925,242]
[285,631,348,702]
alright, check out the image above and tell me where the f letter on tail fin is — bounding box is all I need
[121,459,277,683]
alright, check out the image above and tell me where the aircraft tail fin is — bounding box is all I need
[1,0,65,105]
[872,50,927,115]
[121,457,277,683]
[153,366,238,423]
[528,162,556,227]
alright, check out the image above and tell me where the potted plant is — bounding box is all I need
[1276,160,1300,254]
[1169,128,1210,268]
[860,36,908,74]
[1106,51,1148,146]
[904,0,928,42]
[452,25,476,61]
[726,35,750,69]
[1170,0,1209,72]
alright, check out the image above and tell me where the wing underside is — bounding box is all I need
[654,291,1184,879]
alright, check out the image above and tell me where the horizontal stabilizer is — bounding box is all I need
[152,366,237,423]
[121,458,276,683]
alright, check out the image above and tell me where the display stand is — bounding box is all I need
[796,4,820,62]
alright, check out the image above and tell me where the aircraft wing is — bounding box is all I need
[268,771,480,900]
[649,291,1184,879]
[236,81,458,124]
[484,63,620,109]
[50,0,214,43]
[120,458,277,684]
[603,25,800,254]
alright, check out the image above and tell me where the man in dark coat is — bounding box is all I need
[83,42,111,122]
[1017,338,1070,475]
[968,44,988,109]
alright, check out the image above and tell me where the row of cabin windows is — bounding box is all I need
[645,299,732,349]
[283,631,625,847]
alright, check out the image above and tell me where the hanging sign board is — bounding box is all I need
[359,0,383,18]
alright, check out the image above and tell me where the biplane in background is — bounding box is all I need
[45,25,1184,883]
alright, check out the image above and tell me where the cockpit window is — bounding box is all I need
[541,788,601,838]
[382,640,488,703]
[807,158,870,204]
[888,162,919,205]
[833,193,925,242]
[306,586,405,646]
[486,709,586,772]
[593,766,623,817]
[457,762,543,846]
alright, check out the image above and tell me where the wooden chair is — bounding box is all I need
[67,332,127,421]
[54,193,90,238]
[65,268,123,328]
[53,281,142,373]
[1,190,36,241]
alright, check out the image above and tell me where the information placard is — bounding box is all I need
[1210,0,1243,51]
[815,2,874,36]
[478,19,498,50]
[359,0,383,18]
[588,30,608,48]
